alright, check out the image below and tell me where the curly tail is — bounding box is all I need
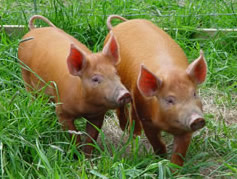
[107,15,127,31]
[29,15,56,30]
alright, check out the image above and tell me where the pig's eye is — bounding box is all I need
[91,75,103,84]
[165,96,176,105]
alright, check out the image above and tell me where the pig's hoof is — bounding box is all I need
[190,118,205,131]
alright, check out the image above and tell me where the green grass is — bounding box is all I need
[0,0,237,178]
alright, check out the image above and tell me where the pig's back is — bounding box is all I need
[18,27,90,79]
[111,19,188,89]
[18,27,90,99]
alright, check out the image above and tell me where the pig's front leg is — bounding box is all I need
[116,105,129,131]
[116,103,142,136]
[133,90,166,154]
[171,132,192,166]
[83,114,105,156]
[58,112,81,144]
[130,103,142,136]
[141,120,167,155]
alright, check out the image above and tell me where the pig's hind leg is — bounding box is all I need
[21,68,34,91]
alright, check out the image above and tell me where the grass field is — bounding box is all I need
[0,0,237,178]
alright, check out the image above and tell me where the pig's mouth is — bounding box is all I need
[117,92,132,106]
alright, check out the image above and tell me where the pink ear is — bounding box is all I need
[67,44,87,76]
[186,50,207,84]
[137,65,162,97]
[102,32,120,65]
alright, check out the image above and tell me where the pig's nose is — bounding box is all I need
[117,92,132,106]
[190,117,205,131]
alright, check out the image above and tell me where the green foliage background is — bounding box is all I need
[0,0,236,178]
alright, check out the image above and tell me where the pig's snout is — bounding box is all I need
[189,114,205,131]
[117,90,132,106]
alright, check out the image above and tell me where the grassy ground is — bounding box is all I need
[0,0,237,178]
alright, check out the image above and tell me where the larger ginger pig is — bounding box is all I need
[105,15,207,166]
[18,15,131,155]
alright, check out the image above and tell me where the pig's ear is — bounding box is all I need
[186,50,207,84]
[137,65,162,97]
[67,44,87,76]
[102,32,120,65]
